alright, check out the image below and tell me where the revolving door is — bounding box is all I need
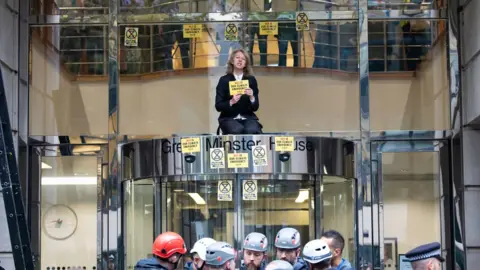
[122,135,356,269]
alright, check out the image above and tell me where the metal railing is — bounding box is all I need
[54,20,435,77]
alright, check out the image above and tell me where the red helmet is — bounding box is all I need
[152,232,187,259]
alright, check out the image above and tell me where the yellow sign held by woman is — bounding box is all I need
[229,80,249,96]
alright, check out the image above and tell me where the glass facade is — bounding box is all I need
[23,0,461,269]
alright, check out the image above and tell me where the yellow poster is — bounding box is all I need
[259,22,278,35]
[181,137,201,153]
[183,24,203,38]
[225,23,238,41]
[229,80,249,96]
[227,153,249,168]
[295,12,310,31]
[275,137,295,152]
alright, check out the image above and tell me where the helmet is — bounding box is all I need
[244,232,268,252]
[191,237,217,261]
[265,260,294,270]
[152,232,187,259]
[302,239,332,264]
[274,228,301,249]
[205,242,236,266]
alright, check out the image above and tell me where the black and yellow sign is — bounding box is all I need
[295,12,310,31]
[228,153,249,168]
[229,80,249,96]
[225,23,238,41]
[259,22,278,35]
[275,136,295,152]
[124,27,139,47]
[181,137,200,153]
[183,24,203,38]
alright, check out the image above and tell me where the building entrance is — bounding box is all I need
[121,135,356,269]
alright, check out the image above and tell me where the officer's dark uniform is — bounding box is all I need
[405,242,445,267]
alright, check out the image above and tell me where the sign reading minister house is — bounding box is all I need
[161,136,314,154]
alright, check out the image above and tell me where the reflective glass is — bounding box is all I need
[368,0,445,10]
[381,152,441,268]
[117,21,359,136]
[29,26,109,136]
[40,156,98,269]
[124,179,154,270]
[369,19,449,131]
[30,0,108,15]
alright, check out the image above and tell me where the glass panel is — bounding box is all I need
[30,0,108,15]
[368,0,445,10]
[241,179,315,262]
[117,21,359,136]
[29,26,109,136]
[163,180,235,252]
[124,179,154,270]
[322,176,356,265]
[40,156,98,269]
[370,19,449,131]
[381,152,441,267]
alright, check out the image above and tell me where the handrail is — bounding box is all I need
[30,18,444,81]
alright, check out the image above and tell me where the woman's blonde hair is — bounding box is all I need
[226,48,253,76]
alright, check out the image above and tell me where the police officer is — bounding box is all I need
[274,228,308,269]
[405,242,444,270]
[302,239,332,270]
[241,232,269,270]
[204,242,237,270]
[265,260,294,270]
[134,231,187,270]
[185,238,217,270]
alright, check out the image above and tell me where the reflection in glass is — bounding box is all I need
[124,179,154,269]
[40,156,97,269]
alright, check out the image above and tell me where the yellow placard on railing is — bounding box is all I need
[225,23,238,41]
[228,153,249,168]
[259,22,278,35]
[181,137,200,153]
[275,137,295,152]
[229,80,249,96]
[295,12,309,31]
[183,24,203,38]
[124,27,139,47]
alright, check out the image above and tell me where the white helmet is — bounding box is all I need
[265,260,294,270]
[191,237,217,261]
[302,239,332,264]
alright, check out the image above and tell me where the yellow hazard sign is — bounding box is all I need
[259,22,278,35]
[225,23,238,41]
[183,24,203,38]
[295,12,309,31]
[124,27,139,47]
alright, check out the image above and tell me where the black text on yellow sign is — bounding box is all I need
[229,80,249,96]
[274,136,295,152]
[227,153,249,168]
[180,137,201,153]
[225,23,238,41]
[295,12,310,31]
[124,27,139,47]
[259,22,278,35]
[183,24,203,38]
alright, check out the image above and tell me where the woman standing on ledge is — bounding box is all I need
[215,48,262,135]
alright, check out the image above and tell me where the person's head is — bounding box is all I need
[152,232,187,270]
[190,237,217,270]
[405,242,444,270]
[265,260,294,270]
[302,239,333,270]
[410,258,442,270]
[274,227,301,265]
[204,242,236,270]
[320,230,345,262]
[227,49,252,76]
[243,232,268,269]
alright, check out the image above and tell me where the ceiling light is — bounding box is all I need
[41,162,52,169]
[188,193,206,205]
[173,189,184,192]
[41,177,97,185]
[295,190,309,203]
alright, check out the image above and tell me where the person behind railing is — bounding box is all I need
[272,0,301,67]
[246,0,271,66]
[215,49,262,135]
[152,0,191,70]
